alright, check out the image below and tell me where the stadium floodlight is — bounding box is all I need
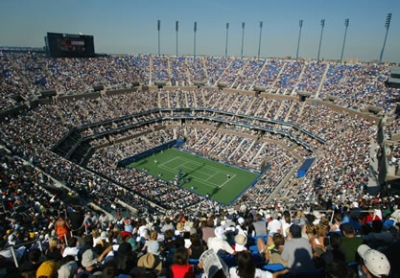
[241,22,245,59]
[258,21,263,59]
[225,23,229,57]
[317,19,325,61]
[194,22,197,61]
[340,18,349,62]
[176,21,179,56]
[157,20,161,56]
[379,13,392,63]
[296,20,303,60]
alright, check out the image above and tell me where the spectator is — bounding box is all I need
[161,218,175,233]
[339,223,364,263]
[258,233,287,265]
[326,261,356,278]
[207,226,236,257]
[63,237,80,260]
[78,249,103,277]
[281,224,315,273]
[54,216,71,243]
[357,245,390,278]
[58,256,79,278]
[201,218,215,245]
[233,234,247,253]
[267,212,281,236]
[19,248,42,274]
[45,237,63,261]
[135,252,163,277]
[188,233,205,260]
[36,260,60,278]
[114,242,137,275]
[170,246,195,278]
[253,213,267,236]
[229,251,288,278]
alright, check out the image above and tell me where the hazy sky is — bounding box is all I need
[0,0,399,62]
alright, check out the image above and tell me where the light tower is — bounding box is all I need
[241,22,245,59]
[225,23,229,57]
[340,19,349,62]
[258,21,263,59]
[296,20,303,60]
[157,20,161,55]
[317,19,325,61]
[194,22,197,61]
[379,13,392,63]
[176,21,179,56]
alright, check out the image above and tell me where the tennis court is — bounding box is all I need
[127,148,259,205]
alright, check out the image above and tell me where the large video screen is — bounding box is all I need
[45,32,95,58]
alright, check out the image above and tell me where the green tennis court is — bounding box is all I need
[126,148,259,205]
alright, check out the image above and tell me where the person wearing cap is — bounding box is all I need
[357,244,390,278]
[207,226,236,258]
[339,223,364,263]
[78,249,103,277]
[234,234,247,253]
[281,224,315,273]
[58,260,78,278]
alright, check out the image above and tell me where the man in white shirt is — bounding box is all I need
[62,237,80,260]
[267,212,281,236]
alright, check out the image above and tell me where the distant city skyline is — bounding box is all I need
[0,0,399,62]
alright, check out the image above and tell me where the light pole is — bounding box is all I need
[157,20,161,55]
[225,23,229,57]
[317,19,325,61]
[241,22,245,59]
[258,21,263,59]
[176,21,179,56]
[379,13,392,63]
[296,20,303,60]
[340,19,349,62]
[194,22,197,61]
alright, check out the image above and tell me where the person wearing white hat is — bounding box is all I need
[357,244,390,278]
[207,226,236,257]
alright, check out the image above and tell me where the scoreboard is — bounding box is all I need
[45,32,95,58]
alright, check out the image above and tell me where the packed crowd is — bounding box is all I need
[2,52,399,114]
[0,86,381,212]
[1,180,399,277]
[1,51,400,277]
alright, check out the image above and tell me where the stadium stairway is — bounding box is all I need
[270,62,286,92]
[250,59,268,90]
[54,107,67,125]
[148,57,153,85]
[291,62,307,96]
[283,102,297,122]
[314,63,330,99]
[274,100,286,121]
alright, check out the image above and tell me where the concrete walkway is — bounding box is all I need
[367,139,382,196]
